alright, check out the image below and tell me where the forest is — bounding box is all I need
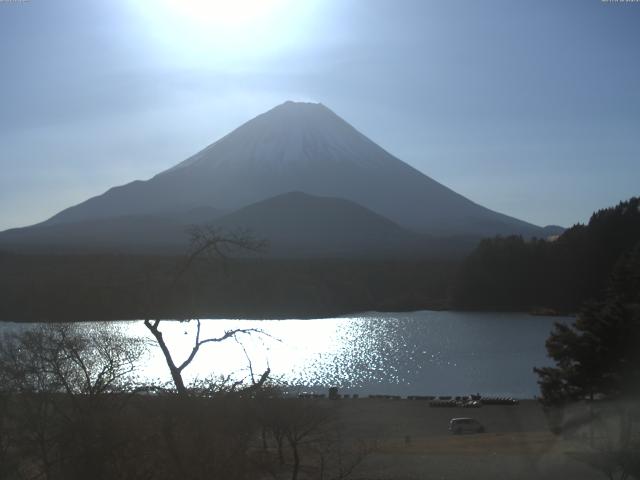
[0,253,457,322]
[452,197,640,313]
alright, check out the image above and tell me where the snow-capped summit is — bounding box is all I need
[166,100,391,173]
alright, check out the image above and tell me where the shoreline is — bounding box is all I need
[0,306,576,324]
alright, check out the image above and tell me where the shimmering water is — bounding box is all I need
[1,311,569,398]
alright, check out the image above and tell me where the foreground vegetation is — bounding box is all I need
[0,324,374,480]
[0,324,619,480]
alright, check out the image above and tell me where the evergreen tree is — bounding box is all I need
[534,242,640,404]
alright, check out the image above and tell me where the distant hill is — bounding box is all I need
[212,191,425,257]
[452,197,640,312]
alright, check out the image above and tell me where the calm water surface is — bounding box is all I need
[2,311,570,398]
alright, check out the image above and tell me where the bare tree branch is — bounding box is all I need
[173,225,267,288]
[177,322,264,373]
[143,225,269,396]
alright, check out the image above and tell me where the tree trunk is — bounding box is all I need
[277,435,284,466]
[144,320,187,395]
[291,442,300,480]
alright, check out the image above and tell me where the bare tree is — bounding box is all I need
[0,324,142,399]
[144,318,270,396]
[143,226,270,396]
[0,393,16,479]
[0,324,144,480]
[317,425,375,480]
[257,398,374,480]
[275,399,332,480]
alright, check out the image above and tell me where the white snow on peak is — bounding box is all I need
[163,101,396,176]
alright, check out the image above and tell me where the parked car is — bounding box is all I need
[449,417,485,434]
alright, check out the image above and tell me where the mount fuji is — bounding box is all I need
[0,101,558,256]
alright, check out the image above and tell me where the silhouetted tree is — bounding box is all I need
[535,242,640,405]
[143,226,269,396]
[0,324,144,480]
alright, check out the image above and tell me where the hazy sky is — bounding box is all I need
[1,0,639,231]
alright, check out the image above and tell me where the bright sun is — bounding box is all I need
[164,0,287,29]
[132,0,317,64]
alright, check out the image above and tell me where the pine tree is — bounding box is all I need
[534,242,640,405]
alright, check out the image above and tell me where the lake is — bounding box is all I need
[0,311,570,398]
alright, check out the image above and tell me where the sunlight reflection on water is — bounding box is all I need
[3,311,569,397]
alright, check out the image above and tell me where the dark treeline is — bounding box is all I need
[452,197,640,312]
[0,254,458,321]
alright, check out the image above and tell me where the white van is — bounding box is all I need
[449,417,485,434]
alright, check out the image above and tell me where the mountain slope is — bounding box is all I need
[0,207,225,254]
[40,101,544,237]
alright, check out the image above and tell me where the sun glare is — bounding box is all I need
[165,0,286,29]
[131,0,318,65]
